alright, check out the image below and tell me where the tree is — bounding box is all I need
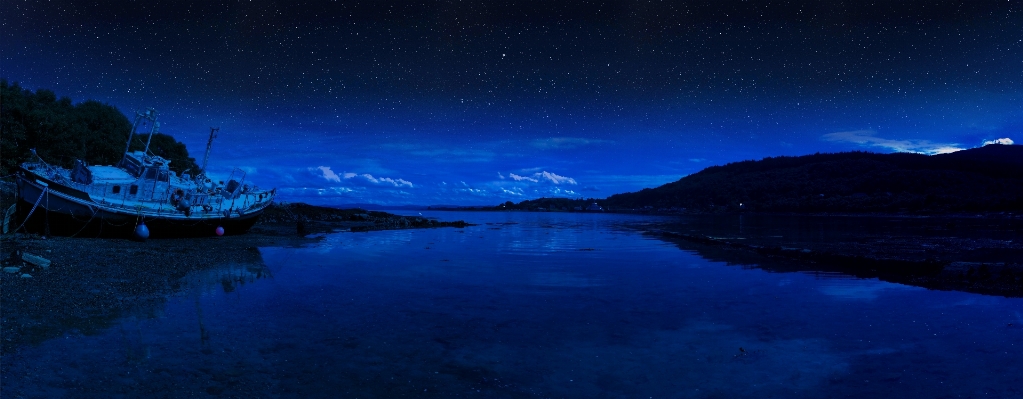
[0,80,200,177]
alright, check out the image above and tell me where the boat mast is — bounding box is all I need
[122,111,143,157]
[141,108,160,155]
[123,108,159,158]
[201,127,219,174]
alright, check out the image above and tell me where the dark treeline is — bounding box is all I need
[1,80,199,177]
[604,145,1023,213]
[433,198,604,212]
[496,197,603,211]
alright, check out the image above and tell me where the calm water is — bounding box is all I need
[2,211,1021,398]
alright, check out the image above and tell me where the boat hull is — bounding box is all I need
[15,174,265,238]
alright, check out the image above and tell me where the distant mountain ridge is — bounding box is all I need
[604,145,1023,213]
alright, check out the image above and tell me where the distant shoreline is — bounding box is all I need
[423,205,1020,219]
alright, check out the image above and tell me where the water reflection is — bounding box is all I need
[818,279,923,300]
[0,246,269,355]
[2,212,1021,398]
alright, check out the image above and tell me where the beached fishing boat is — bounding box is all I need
[14,108,275,238]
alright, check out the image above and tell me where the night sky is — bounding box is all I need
[4,1,1021,206]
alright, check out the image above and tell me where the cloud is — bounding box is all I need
[507,171,577,185]
[822,130,964,155]
[277,186,356,196]
[539,171,577,184]
[316,166,342,182]
[983,138,1014,146]
[531,137,610,150]
[689,158,706,163]
[358,173,414,188]
[309,167,413,188]
[509,173,539,182]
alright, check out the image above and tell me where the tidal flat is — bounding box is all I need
[1,210,1021,398]
[639,213,1023,297]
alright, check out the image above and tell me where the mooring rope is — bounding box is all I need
[11,187,47,234]
[67,205,99,238]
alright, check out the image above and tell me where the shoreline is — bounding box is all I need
[0,203,472,354]
[427,206,1022,220]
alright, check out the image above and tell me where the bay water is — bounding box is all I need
[2,211,1020,398]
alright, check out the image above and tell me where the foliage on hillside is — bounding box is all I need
[493,197,604,211]
[1,80,199,177]
[606,147,1023,213]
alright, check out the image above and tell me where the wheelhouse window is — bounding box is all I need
[129,185,138,195]
[112,185,121,194]
[145,168,158,180]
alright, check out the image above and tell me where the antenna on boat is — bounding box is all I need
[201,127,219,174]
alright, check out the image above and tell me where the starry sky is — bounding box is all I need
[3,1,1021,206]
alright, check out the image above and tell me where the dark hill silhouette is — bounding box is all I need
[934,143,1023,170]
[605,145,1023,213]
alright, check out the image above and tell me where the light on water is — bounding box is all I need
[2,212,1021,398]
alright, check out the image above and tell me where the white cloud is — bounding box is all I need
[538,171,577,185]
[316,166,342,182]
[509,173,539,182]
[983,138,1014,146]
[311,167,413,188]
[507,171,577,185]
[689,158,706,163]
[500,187,524,196]
[358,173,413,188]
[822,130,965,155]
